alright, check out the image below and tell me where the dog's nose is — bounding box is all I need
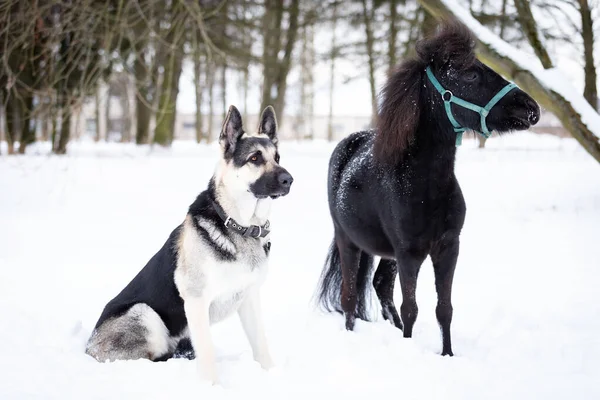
[278,172,293,187]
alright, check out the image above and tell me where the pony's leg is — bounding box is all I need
[373,259,402,330]
[396,251,427,338]
[430,238,459,356]
[337,233,361,331]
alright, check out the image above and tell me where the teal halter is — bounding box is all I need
[425,66,518,146]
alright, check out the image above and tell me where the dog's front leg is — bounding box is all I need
[184,297,217,384]
[238,288,274,370]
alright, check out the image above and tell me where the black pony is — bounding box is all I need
[316,22,540,356]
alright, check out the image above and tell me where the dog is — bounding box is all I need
[85,105,293,384]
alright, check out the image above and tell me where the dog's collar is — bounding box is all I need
[211,200,270,239]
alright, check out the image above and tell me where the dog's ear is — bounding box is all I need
[220,105,244,156]
[258,106,278,145]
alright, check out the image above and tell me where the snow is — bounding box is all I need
[1,135,600,399]
[442,0,600,142]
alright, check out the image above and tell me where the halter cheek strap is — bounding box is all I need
[425,66,518,146]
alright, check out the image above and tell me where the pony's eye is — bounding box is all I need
[464,72,478,82]
[275,153,280,163]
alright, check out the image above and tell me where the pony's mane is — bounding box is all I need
[374,21,476,164]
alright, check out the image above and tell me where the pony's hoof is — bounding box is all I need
[381,307,403,330]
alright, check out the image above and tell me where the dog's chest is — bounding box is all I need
[212,235,269,291]
[175,219,270,300]
[202,236,270,324]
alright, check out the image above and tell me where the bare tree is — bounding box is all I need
[206,60,216,142]
[193,46,204,144]
[221,64,227,120]
[327,1,339,141]
[95,82,107,142]
[0,91,4,154]
[260,0,301,123]
[388,0,399,73]
[578,0,597,109]
[513,0,553,68]
[361,0,378,126]
[299,22,315,140]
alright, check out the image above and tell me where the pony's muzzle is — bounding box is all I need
[524,97,540,125]
[514,92,540,126]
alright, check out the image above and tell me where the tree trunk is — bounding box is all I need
[421,6,437,38]
[499,0,508,39]
[579,0,597,109]
[5,93,18,155]
[388,0,398,73]
[260,0,284,115]
[135,93,151,144]
[274,0,300,122]
[260,0,300,124]
[300,24,315,140]
[50,107,58,152]
[513,0,553,69]
[361,0,378,126]
[418,0,600,164]
[41,102,50,142]
[221,64,227,120]
[327,1,338,142]
[240,0,251,124]
[105,85,112,142]
[243,67,250,124]
[154,51,183,146]
[55,103,71,155]
[206,61,215,142]
[94,84,103,142]
[0,91,4,155]
[18,93,36,154]
[194,51,204,144]
[134,49,154,145]
[403,9,421,58]
[120,80,133,143]
[71,101,83,141]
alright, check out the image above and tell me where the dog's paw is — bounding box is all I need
[196,363,218,385]
[256,354,275,371]
[266,365,283,377]
[197,373,217,386]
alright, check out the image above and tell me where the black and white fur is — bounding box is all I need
[86,105,293,384]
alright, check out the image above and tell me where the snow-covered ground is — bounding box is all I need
[1,134,599,399]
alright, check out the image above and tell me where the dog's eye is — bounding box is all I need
[249,152,262,163]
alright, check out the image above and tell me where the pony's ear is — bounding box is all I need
[258,106,278,145]
[220,105,244,156]
[433,22,475,69]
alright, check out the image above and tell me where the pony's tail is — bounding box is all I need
[315,239,374,321]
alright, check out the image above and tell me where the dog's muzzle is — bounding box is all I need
[270,170,293,199]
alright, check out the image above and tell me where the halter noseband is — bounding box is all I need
[425,66,518,146]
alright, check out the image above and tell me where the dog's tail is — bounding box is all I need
[315,239,374,321]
